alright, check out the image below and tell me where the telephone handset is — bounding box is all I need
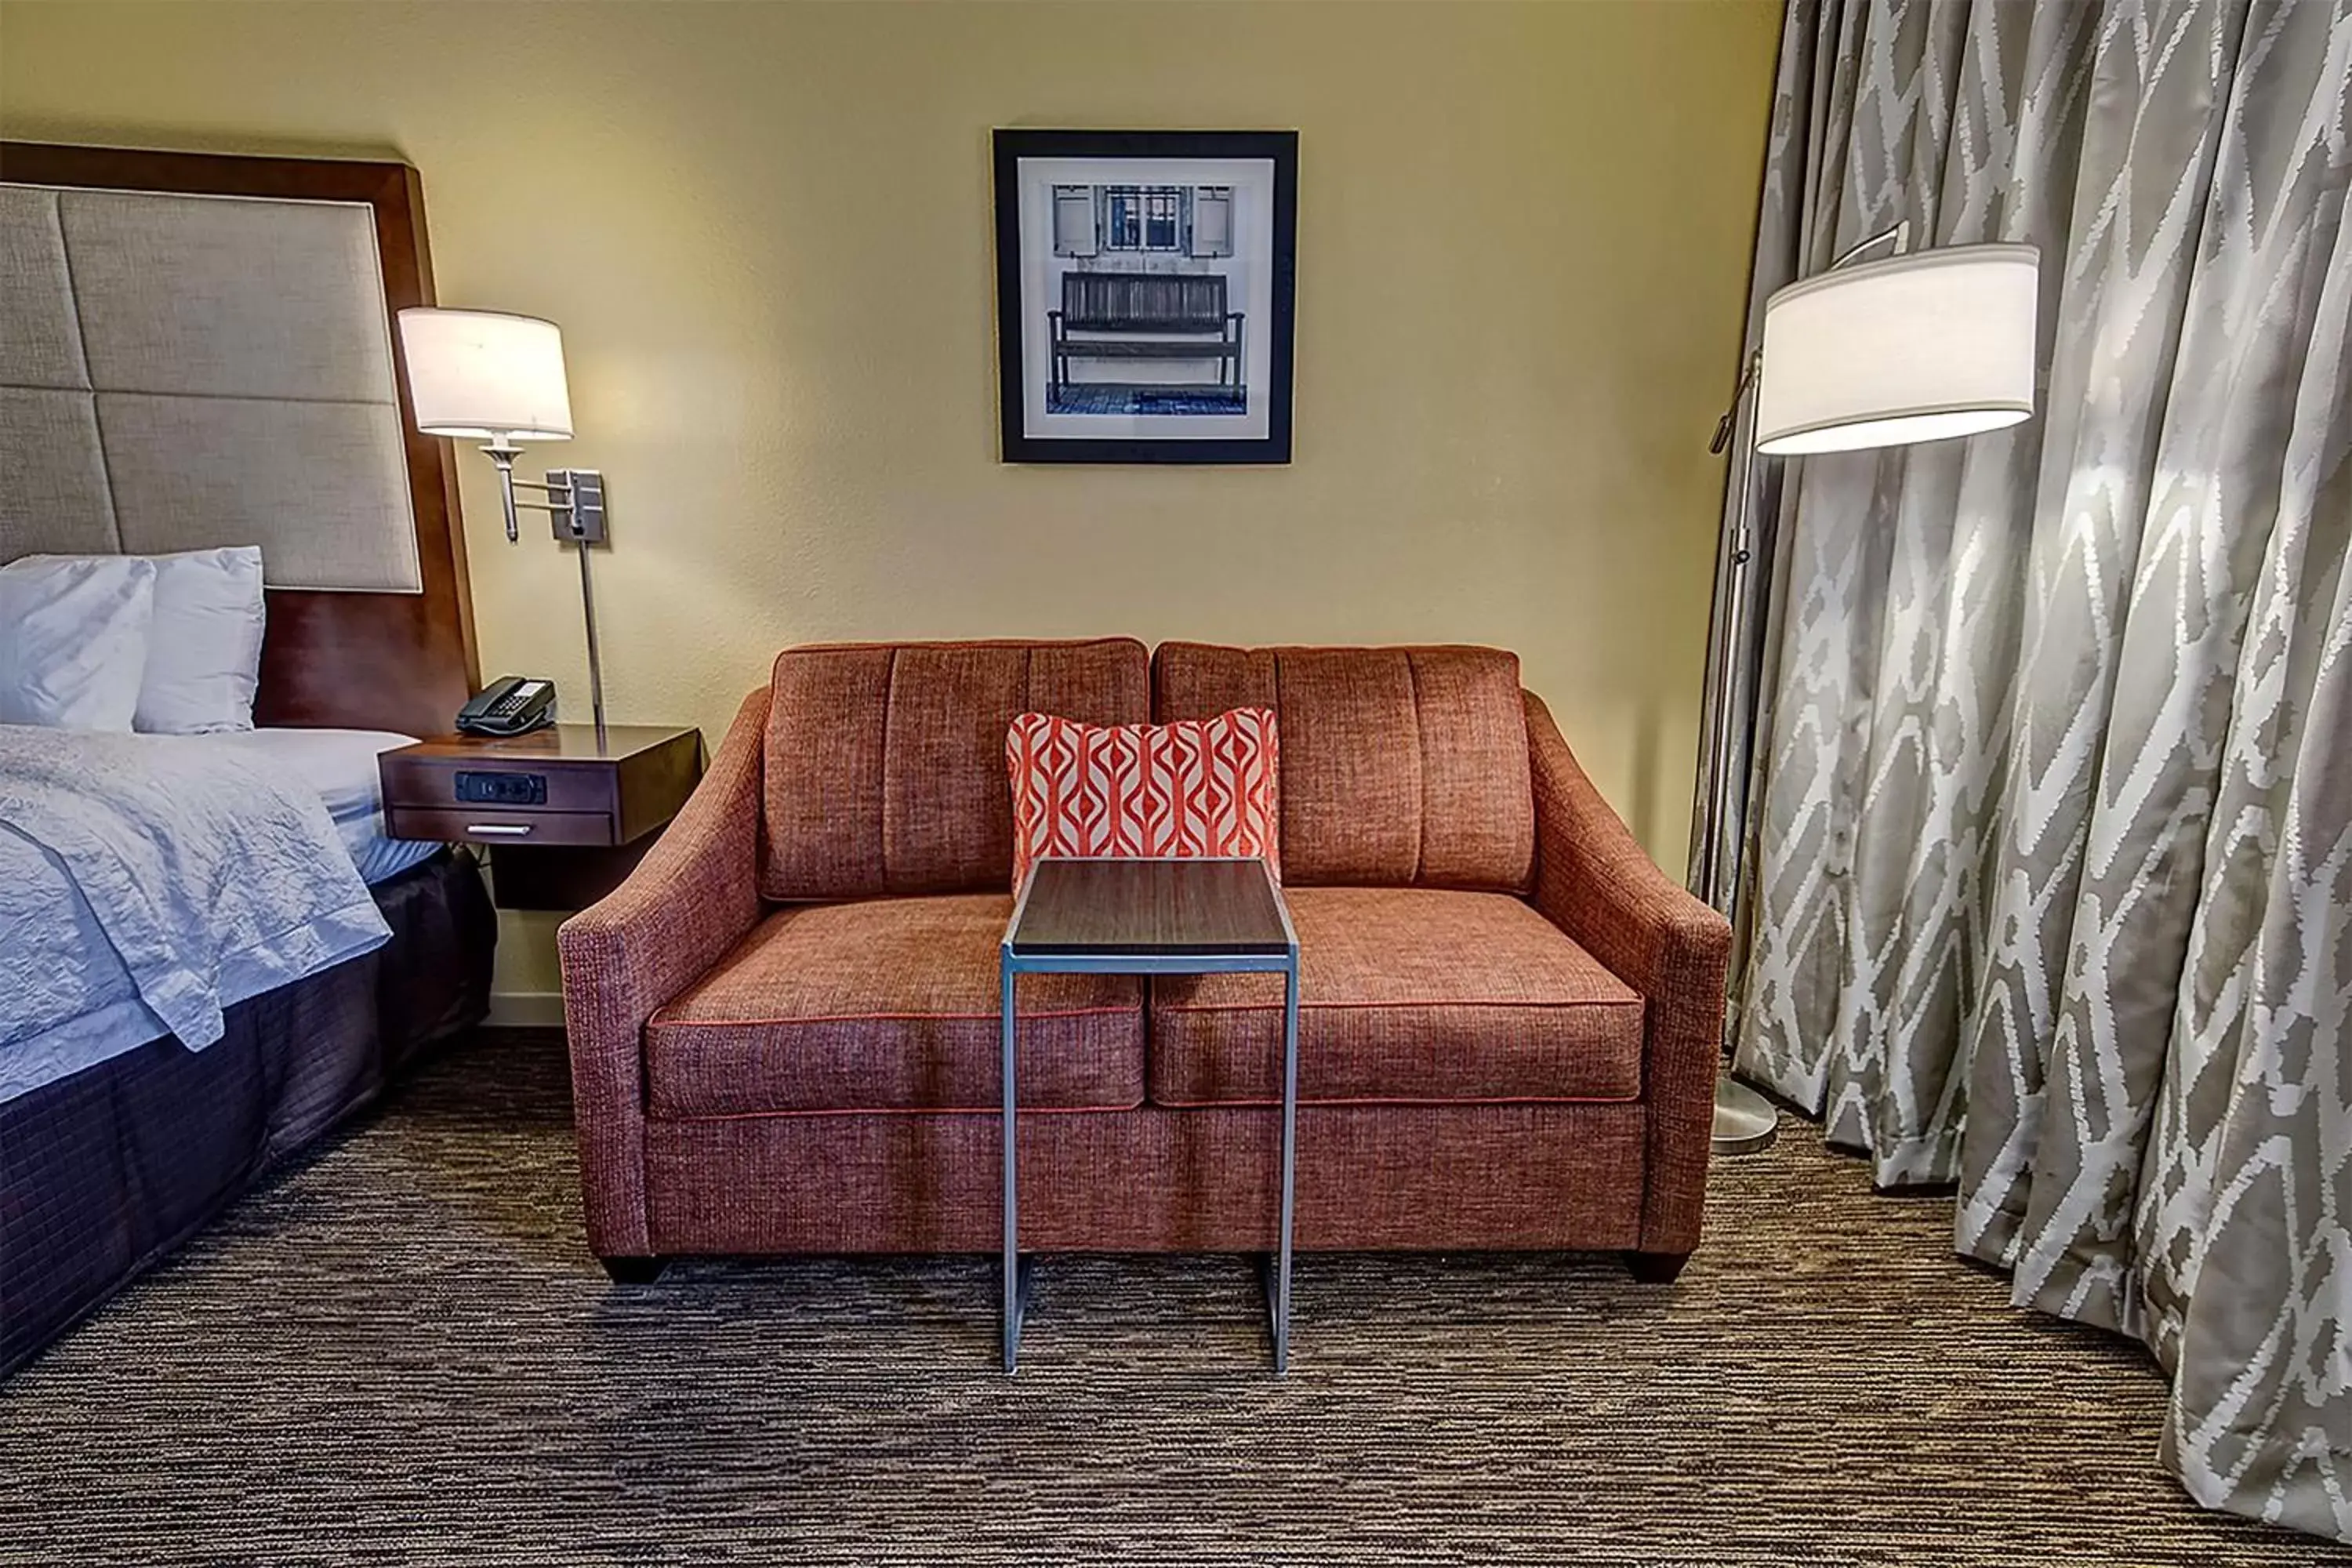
[456,676,557,737]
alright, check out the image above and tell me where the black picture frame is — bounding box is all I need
[993,129,1298,465]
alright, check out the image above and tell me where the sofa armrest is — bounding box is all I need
[557,685,771,1258]
[1523,691,1730,1256]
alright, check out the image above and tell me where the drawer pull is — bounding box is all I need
[467,823,535,837]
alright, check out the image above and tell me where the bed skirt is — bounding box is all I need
[0,848,494,1377]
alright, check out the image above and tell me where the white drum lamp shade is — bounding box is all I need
[396,308,574,441]
[1754,242,2039,456]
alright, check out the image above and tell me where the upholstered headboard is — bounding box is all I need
[0,143,475,734]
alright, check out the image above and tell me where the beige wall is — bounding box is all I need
[1,0,1777,1002]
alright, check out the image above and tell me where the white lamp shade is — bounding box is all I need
[396,308,573,441]
[1755,243,2039,456]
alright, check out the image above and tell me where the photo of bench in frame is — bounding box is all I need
[1047,272,1246,415]
[994,129,1297,465]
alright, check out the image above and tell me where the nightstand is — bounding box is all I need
[379,723,702,910]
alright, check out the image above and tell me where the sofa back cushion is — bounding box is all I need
[761,638,1150,900]
[1152,642,1534,891]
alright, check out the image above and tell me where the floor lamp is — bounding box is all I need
[1697,226,2042,1154]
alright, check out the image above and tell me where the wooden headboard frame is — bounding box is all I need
[0,141,478,735]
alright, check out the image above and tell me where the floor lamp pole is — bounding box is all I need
[1693,346,1780,1156]
[1682,223,2038,1159]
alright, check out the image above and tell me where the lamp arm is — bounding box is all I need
[480,443,584,542]
[1711,347,1763,456]
[481,445,524,543]
[1708,217,1911,457]
[1829,219,1911,271]
[472,439,609,737]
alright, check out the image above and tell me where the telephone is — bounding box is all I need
[456,676,558,737]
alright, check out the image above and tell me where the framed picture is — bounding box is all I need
[994,129,1298,464]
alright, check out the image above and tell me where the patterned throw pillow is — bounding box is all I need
[1006,709,1280,895]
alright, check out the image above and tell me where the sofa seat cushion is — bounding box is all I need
[647,895,1143,1116]
[1149,887,1643,1106]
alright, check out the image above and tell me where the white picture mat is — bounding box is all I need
[1014,156,1276,444]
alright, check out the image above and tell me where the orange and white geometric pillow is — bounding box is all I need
[1006,708,1280,895]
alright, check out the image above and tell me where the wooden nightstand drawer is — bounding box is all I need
[382,805,616,847]
[377,722,703,909]
[379,752,618,816]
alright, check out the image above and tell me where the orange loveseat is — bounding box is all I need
[559,640,1730,1283]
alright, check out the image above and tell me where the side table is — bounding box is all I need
[999,857,1301,1374]
[379,722,702,909]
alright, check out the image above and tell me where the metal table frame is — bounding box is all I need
[999,858,1301,1374]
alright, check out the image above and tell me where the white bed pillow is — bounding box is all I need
[132,546,267,734]
[0,555,159,731]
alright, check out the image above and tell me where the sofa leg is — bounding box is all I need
[1623,1250,1691,1284]
[601,1255,667,1285]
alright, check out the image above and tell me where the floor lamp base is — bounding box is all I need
[1712,1073,1779,1156]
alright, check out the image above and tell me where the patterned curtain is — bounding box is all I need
[1730,0,2351,1541]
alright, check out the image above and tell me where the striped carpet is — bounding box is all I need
[0,1029,2333,1566]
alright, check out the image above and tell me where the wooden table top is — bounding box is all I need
[1008,858,1292,957]
[391,722,696,764]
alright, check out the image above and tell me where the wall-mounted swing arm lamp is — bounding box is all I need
[395,307,615,739]
[1694,221,2041,1154]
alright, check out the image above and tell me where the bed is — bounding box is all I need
[0,143,494,1376]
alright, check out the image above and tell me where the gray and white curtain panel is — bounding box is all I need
[1727,0,2350,1541]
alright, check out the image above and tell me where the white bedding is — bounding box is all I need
[0,726,443,1102]
[202,728,444,886]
